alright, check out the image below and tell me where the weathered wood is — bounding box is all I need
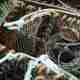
[0,27,16,50]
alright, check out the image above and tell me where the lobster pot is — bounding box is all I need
[16,8,80,55]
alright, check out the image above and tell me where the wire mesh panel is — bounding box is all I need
[16,23,33,53]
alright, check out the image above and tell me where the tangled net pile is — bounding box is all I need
[0,0,80,80]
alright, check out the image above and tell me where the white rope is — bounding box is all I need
[0,51,78,80]
[3,8,80,31]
